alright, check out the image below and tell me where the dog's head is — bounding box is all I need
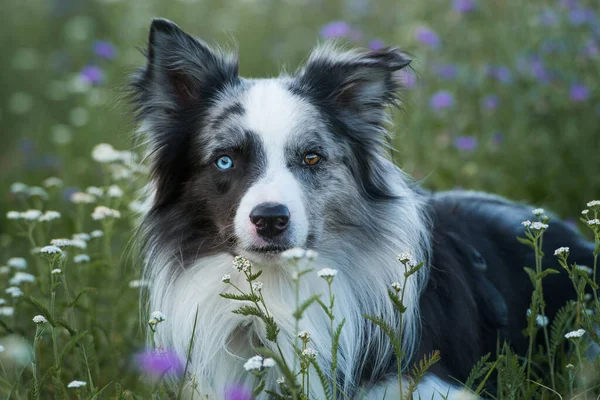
[132,19,412,264]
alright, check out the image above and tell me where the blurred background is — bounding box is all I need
[1,0,599,233]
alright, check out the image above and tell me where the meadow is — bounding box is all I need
[0,0,599,398]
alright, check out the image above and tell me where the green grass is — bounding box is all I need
[0,0,599,398]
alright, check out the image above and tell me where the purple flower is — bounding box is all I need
[320,21,352,39]
[569,8,588,25]
[491,132,504,145]
[135,348,183,377]
[434,64,457,79]
[430,91,454,110]
[368,39,385,51]
[538,8,560,26]
[93,40,117,60]
[454,136,478,151]
[570,83,590,102]
[482,95,500,110]
[493,65,513,84]
[529,56,552,83]
[399,69,416,89]
[225,385,252,400]
[453,0,477,13]
[559,0,578,9]
[415,27,440,48]
[79,65,104,84]
[583,39,599,57]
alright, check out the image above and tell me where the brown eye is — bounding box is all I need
[303,152,321,166]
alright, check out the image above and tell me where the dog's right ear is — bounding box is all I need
[131,18,239,118]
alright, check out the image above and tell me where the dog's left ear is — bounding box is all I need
[296,44,412,117]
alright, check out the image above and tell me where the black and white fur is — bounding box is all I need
[130,19,595,399]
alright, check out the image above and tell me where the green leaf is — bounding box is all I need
[252,379,266,396]
[309,357,333,400]
[387,289,407,313]
[536,268,560,280]
[59,330,89,365]
[247,270,263,281]
[293,294,321,320]
[89,381,114,400]
[264,314,280,342]
[231,305,263,318]
[523,267,536,285]
[28,296,56,326]
[364,315,403,360]
[516,236,535,249]
[220,292,261,302]
[464,353,491,389]
[66,287,96,309]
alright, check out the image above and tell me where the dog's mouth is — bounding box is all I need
[247,244,291,254]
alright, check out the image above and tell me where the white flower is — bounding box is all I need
[70,239,87,249]
[128,200,145,213]
[149,311,166,326]
[391,282,402,292]
[243,355,264,371]
[262,358,276,368]
[0,298,5,305]
[33,315,48,324]
[51,269,62,275]
[21,210,42,221]
[72,233,91,242]
[554,247,569,257]
[73,254,91,263]
[565,329,586,339]
[302,348,318,359]
[298,331,311,342]
[0,345,4,352]
[67,380,87,389]
[10,182,28,194]
[28,186,49,200]
[110,165,133,180]
[43,177,63,188]
[7,257,27,269]
[252,281,263,291]
[587,219,600,227]
[90,230,104,238]
[107,185,124,198]
[317,268,338,278]
[6,287,24,298]
[532,208,545,217]
[584,293,592,301]
[576,265,593,274]
[581,209,589,215]
[281,248,306,260]
[305,249,318,261]
[530,222,549,231]
[39,211,61,222]
[233,255,251,272]
[70,192,96,204]
[396,253,413,264]
[221,274,231,283]
[276,376,285,385]
[86,186,104,197]
[586,200,600,208]
[51,238,73,248]
[6,211,21,220]
[521,220,532,227]
[40,245,63,255]
[128,279,147,288]
[536,315,549,327]
[91,206,121,220]
[0,307,15,316]
[0,266,10,274]
[9,272,35,285]
[92,143,121,163]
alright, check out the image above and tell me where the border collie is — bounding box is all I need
[130,18,595,399]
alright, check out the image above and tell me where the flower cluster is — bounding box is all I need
[233,255,251,272]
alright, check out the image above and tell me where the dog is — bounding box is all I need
[130,18,595,399]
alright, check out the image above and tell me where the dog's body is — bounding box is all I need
[131,19,595,399]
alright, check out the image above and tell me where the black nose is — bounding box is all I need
[250,203,290,238]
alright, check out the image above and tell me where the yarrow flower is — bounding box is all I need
[397,253,413,264]
[529,222,549,231]
[92,143,122,163]
[0,307,15,316]
[252,281,263,291]
[51,269,62,275]
[532,208,545,217]
[39,210,61,222]
[391,282,402,292]
[50,238,73,248]
[21,210,43,221]
[565,329,586,339]
[70,192,96,204]
[526,309,549,327]
[221,274,231,283]
[276,376,285,385]
[317,268,338,279]
[128,279,148,288]
[86,186,103,197]
[587,219,600,227]
[554,247,569,256]
[67,380,87,388]
[74,254,91,263]
[233,255,251,272]
[91,206,121,220]
[43,177,63,188]
[72,233,91,242]
[6,211,21,220]
[243,355,275,371]
[6,287,24,298]
[33,315,48,324]
[521,220,532,227]
[107,185,124,198]
[40,245,63,255]
[298,331,311,342]
[9,272,35,285]
[10,182,28,194]
[587,200,600,208]
[281,247,306,260]
[302,348,318,359]
[90,230,104,238]
[581,209,589,215]
[7,257,27,269]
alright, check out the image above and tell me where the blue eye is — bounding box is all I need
[215,155,234,170]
